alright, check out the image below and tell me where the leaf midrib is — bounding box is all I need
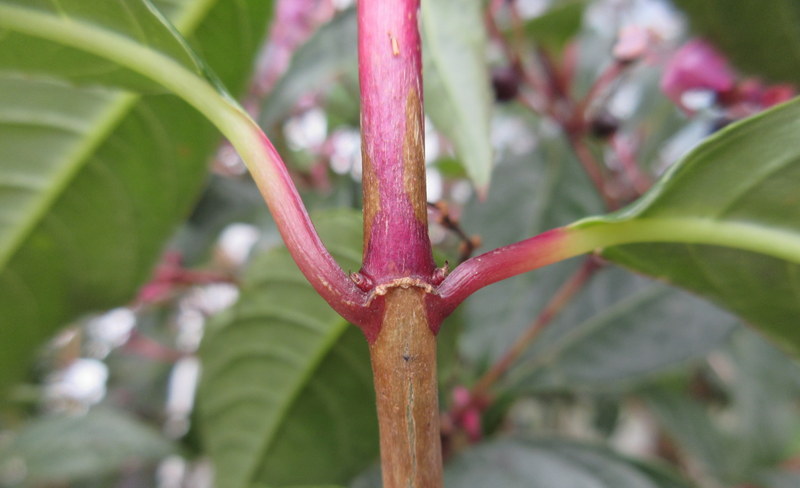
[571,217,800,267]
[245,315,351,486]
[0,0,216,271]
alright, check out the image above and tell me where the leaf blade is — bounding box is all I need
[420,0,493,189]
[259,8,358,128]
[568,99,800,355]
[198,211,378,488]
[0,0,272,391]
[0,407,174,485]
[460,133,733,387]
[444,437,691,487]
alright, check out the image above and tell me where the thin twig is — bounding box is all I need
[574,60,628,125]
[568,135,618,209]
[440,258,601,447]
[428,201,481,263]
[611,134,652,196]
[484,0,552,115]
[471,257,601,396]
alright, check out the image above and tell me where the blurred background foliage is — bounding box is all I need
[1,0,800,487]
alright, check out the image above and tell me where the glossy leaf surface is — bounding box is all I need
[0,0,271,391]
[572,100,800,355]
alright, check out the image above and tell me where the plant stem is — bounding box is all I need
[436,216,800,313]
[0,3,373,326]
[370,288,443,488]
[358,0,436,285]
[357,2,444,485]
[428,202,481,263]
[568,134,618,209]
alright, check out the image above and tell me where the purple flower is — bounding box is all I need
[661,39,735,110]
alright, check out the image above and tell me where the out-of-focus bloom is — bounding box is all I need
[137,251,184,304]
[760,84,795,107]
[660,39,735,110]
[449,386,485,442]
[661,39,796,119]
[256,0,334,94]
[613,25,657,63]
[136,252,235,305]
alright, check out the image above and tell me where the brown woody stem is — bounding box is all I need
[370,288,443,488]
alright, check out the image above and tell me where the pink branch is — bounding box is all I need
[358,0,437,285]
[430,228,582,321]
[250,131,373,326]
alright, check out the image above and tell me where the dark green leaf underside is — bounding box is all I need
[0,407,174,485]
[444,438,691,488]
[578,99,800,355]
[198,211,378,488]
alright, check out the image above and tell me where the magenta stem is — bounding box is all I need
[430,228,579,321]
[358,0,436,285]
[249,131,373,326]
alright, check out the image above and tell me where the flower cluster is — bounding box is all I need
[661,39,795,117]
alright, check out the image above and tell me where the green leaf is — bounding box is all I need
[0,0,271,391]
[444,438,691,487]
[0,407,174,485]
[672,0,800,84]
[198,210,378,488]
[523,1,586,53]
[754,471,800,488]
[509,268,737,391]
[260,8,358,128]
[460,132,734,388]
[460,121,603,364]
[569,99,800,356]
[643,386,735,483]
[421,0,493,190]
[0,0,210,92]
[642,329,800,484]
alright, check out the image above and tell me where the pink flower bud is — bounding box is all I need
[452,386,471,409]
[661,39,735,109]
[761,84,795,107]
[461,408,483,442]
[613,25,654,63]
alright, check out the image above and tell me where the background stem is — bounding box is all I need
[471,257,600,396]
